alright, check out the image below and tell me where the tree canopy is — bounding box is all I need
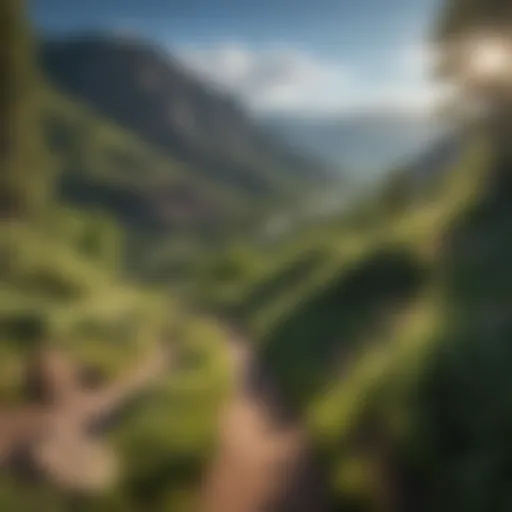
[438,0,512,41]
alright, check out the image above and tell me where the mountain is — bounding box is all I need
[265,112,446,181]
[40,34,336,206]
[43,87,253,234]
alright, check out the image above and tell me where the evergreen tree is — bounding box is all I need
[0,0,51,217]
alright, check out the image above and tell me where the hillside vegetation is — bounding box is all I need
[41,85,265,280]
[41,35,334,206]
[209,130,512,510]
[6,0,512,509]
[183,125,512,510]
[36,34,342,282]
[0,217,232,511]
[44,88,253,233]
[1,2,232,511]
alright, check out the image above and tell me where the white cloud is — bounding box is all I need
[362,83,440,116]
[178,43,354,114]
[177,42,449,117]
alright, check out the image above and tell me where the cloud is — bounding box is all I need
[363,83,441,116]
[178,43,354,114]
[398,40,444,82]
[177,42,448,117]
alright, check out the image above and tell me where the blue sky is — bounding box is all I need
[31,0,445,116]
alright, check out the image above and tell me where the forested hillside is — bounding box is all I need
[205,123,512,510]
[41,35,335,203]
[0,2,231,511]
[32,33,343,283]
[44,89,253,234]
[41,86,265,280]
[186,0,512,504]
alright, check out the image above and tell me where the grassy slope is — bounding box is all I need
[0,217,232,511]
[219,134,508,509]
[0,85,240,508]
[41,86,327,291]
[42,88,288,241]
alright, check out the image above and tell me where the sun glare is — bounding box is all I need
[467,38,511,80]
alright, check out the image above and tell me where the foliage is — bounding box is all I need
[0,3,232,511]
[437,0,512,41]
[0,0,52,216]
[213,135,508,510]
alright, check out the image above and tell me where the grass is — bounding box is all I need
[0,213,233,510]
[207,133,501,509]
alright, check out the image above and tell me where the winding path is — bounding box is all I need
[200,329,333,512]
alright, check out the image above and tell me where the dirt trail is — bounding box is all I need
[200,333,333,512]
[0,343,173,491]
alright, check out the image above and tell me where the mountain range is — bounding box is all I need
[265,112,447,182]
[40,34,336,216]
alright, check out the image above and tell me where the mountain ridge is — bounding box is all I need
[40,33,338,202]
[264,112,447,180]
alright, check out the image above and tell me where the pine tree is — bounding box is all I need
[0,0,51,218]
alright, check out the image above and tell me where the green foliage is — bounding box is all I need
[0,0,52,216]
[8,0,512,509]
[0,5,233,510]
[437,0,512,41]
[209,136,504,510]
[43,89,250,231]
[0,217,232,510]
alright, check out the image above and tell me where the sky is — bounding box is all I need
[30,0,446,117]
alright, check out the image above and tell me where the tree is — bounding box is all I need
[0,0,51,217]
[435,0,512,83]
[438,0,512,42]
[436,0,512,165]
